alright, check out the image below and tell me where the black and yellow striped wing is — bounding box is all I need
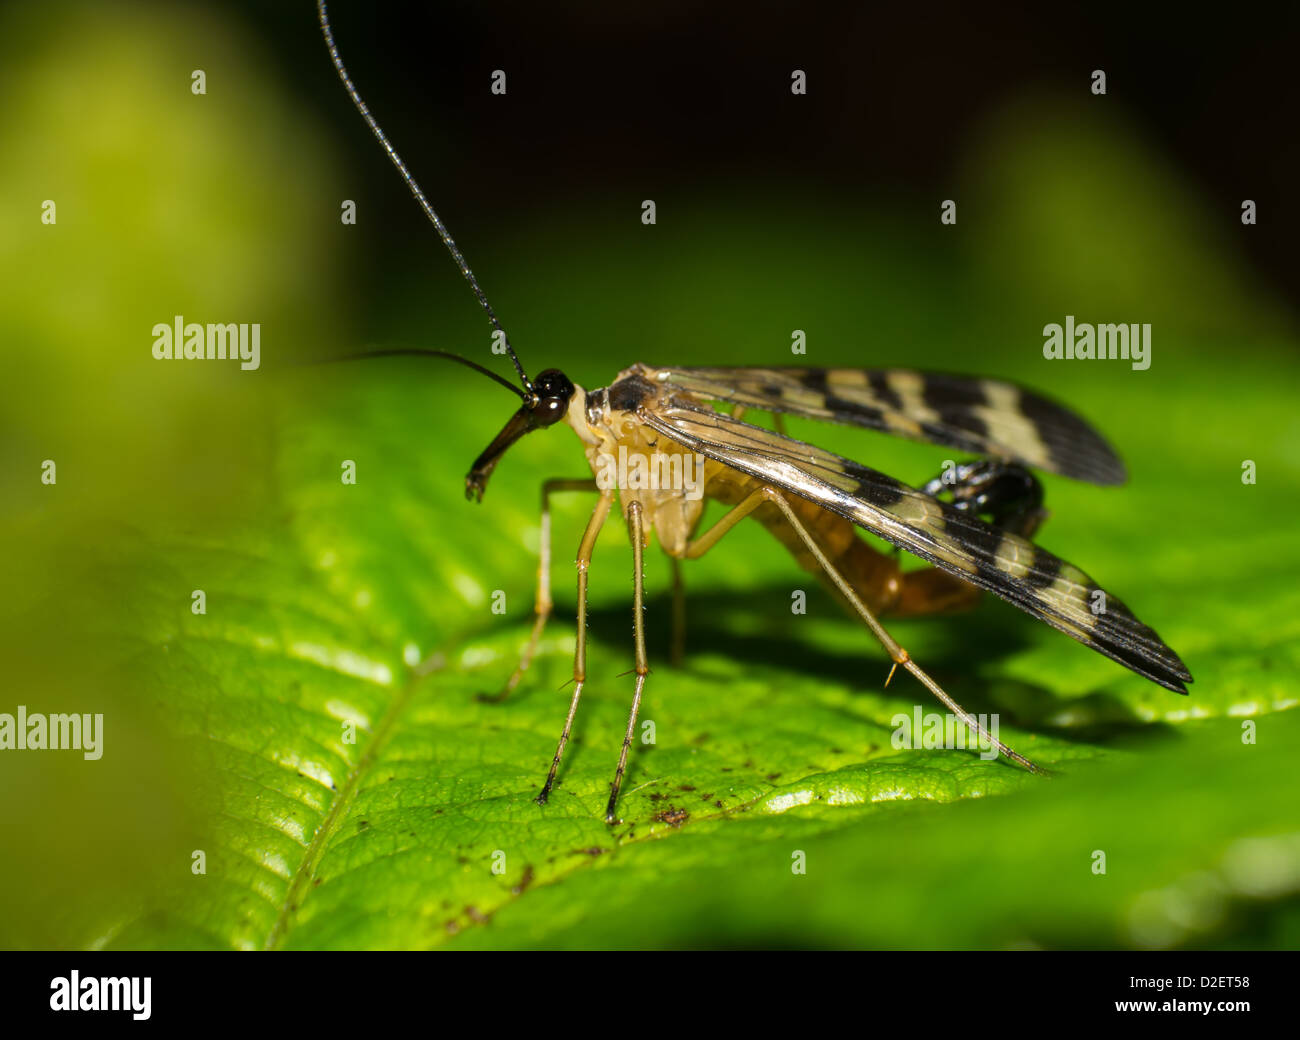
[634,387,1190,693]
[641,365,1127,486]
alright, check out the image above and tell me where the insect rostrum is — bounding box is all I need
[316,1,1191,825]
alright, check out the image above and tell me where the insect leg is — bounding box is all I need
[536,488,614,805]
[687,486,1042,774]
[605,500,650,823]
[731,403,787,436]
[681,489,769,559]
[670,557,686,668]
[486,478,598,702]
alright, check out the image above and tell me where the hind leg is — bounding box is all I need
[680,486,1042,774]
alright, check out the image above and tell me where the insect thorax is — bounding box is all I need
[579,374,712,556]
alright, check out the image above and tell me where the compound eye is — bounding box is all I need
[536,395,567,425]
[530,368,574,427]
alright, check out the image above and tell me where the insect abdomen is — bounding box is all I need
[707,467,904,614]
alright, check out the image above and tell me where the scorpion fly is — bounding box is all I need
[316,1,1193,823]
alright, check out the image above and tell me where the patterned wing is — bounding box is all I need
[641,365,1127,486]
[633,389,1190,692]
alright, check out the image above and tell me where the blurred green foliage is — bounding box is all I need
[1,2,1297,950]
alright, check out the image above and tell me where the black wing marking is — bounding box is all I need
[640,365,1127,486]
[634,391,1190,692]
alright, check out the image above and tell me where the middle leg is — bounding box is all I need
[605,500,651,823]
[485,477,598,702]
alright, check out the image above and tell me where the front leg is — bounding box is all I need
[536,489,614,804]
[482,478,597,702]
[605,500,651,824]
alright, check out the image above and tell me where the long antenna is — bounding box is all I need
[307,348,527,399]
[316,0,532,392]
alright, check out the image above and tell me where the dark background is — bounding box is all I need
[244,1,1299,312]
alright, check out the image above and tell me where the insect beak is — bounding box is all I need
[465,406,537,502]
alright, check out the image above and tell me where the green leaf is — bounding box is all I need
[30,329,1297,950]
